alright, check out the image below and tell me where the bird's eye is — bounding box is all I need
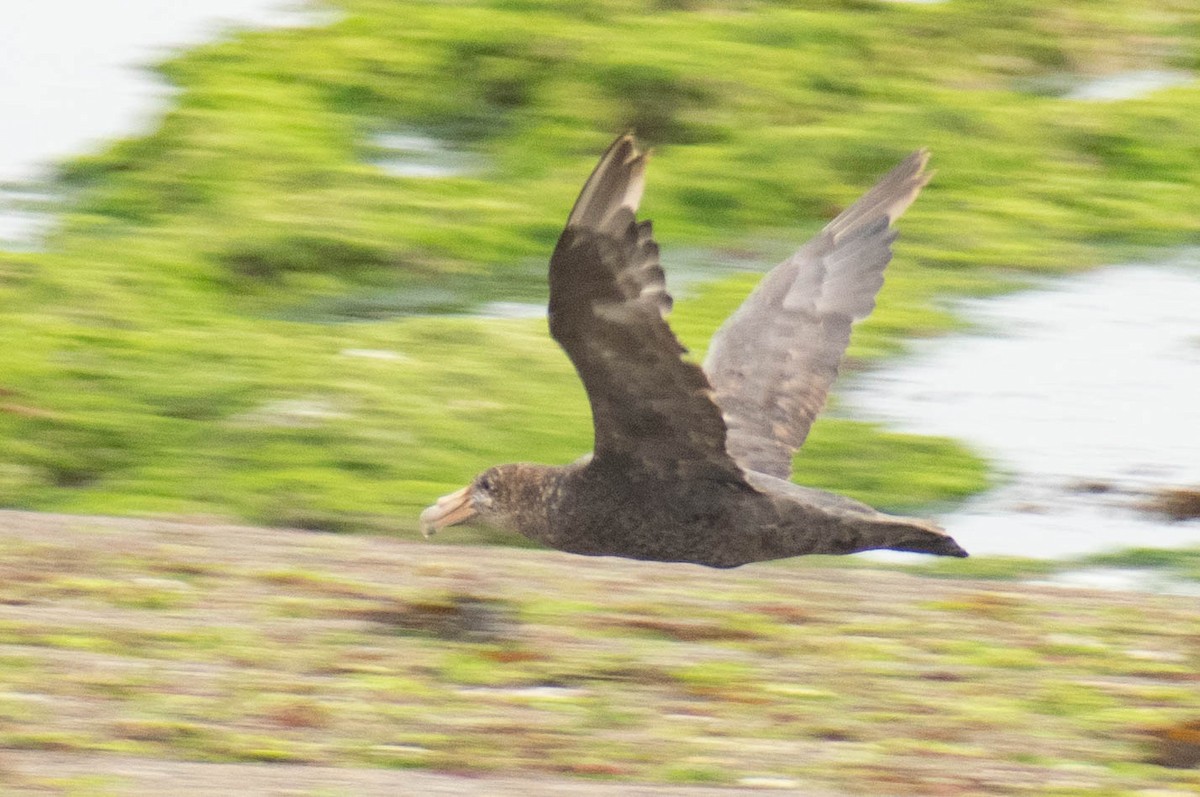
[478,475,492,491]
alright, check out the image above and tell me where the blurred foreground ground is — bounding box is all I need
[5,753,815,797]
[0,511,1197,795]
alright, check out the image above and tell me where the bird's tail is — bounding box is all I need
[872,515,968,558]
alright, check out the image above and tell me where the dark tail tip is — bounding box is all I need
[895,533,969,558]
[886,518,969,558]
[940,537,970,558]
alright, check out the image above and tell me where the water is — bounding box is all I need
[367,130,483,179]
[0,0,333,246]
[477,301,546,320]
[0,188,56,250]
[1016,69,1194,102]
[1037,568,1200,597]
[1065,70,1193,102]
[847,255,1200,559]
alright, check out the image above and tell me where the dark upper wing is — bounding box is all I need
[703,151,931,480]
[549,135,749,484]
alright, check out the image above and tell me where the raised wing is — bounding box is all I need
[703,151,931,480]
[549,135,749,485]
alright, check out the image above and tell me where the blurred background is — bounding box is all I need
[2,0,1197,567]
[1,1,1199,791]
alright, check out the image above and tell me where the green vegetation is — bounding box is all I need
[1,516,1198,792]
[1082,546,1200,582]
[1,0,1198,534]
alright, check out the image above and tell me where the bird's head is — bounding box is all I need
[419,463,551,539]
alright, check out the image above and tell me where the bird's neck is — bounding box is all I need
[498,462,578,547]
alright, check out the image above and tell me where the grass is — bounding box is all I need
[0,0,1197,534]
[1080,547,1200,582]
[0,512,1198,793]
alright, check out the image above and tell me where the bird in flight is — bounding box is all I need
[420,134,967,567]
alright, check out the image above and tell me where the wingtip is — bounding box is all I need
[566,133,649,230]
[603,132,646,167]
[910,148,934,191]
[897,147,933,187]
[905,146,931,169]
[875,147,933,225]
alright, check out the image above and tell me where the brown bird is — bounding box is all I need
[420,134,967,567]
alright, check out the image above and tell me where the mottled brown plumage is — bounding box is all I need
[420,135,966,567]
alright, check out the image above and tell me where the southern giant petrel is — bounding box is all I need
[420,135,967,567]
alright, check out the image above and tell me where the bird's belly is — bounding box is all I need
[550,484,761,568]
